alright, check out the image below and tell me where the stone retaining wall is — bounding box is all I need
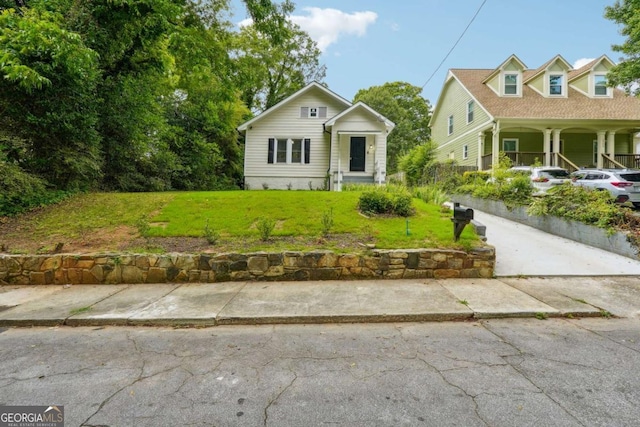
[0,248,495,285]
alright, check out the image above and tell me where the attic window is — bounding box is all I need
[594,74,608,96]
[300,106,327,118]
[549,74,563,95]
[504,74,518,95]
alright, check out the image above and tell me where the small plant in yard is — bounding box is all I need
[135,216,151,238]
[203,219,219,245]
[262,182,269,190]
[535,312,548,320]
[600,310,612,318]
[458,299,469,306]
[321,208,334,237]
[287,182,293,190]
[256,217,276,241]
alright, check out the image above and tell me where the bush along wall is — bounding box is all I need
[0,248,495,286]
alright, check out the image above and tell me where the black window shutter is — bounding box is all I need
[304,138,311,164]
[268,138,274,164]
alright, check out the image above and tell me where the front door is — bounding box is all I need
[350,137,366,172]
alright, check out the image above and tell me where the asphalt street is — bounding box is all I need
[1,318,640,426]
[474,209,640,276]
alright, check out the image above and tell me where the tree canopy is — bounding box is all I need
[0,0,326,213]
[353,82,432,174]
[605,0,640,95]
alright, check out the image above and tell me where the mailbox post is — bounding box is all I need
[451,202,474,242]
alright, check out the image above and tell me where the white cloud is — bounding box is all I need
[390,22,400,32]
[573,58,595,69]
[290,8,378,51]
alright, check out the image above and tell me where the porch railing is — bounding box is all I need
[504,152,545,166]
[612,154,640,169]
[481,154,492,170]
[602,154,626,169]
[555,153,579,173]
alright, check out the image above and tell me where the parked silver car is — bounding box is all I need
[570,168,640,207]
[509,166,572,193]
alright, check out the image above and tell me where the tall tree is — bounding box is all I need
[231,21,326,112]
[605,0,640,95]
[353,82,432,174]
[0,7,101,189]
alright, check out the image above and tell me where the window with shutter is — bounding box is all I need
[318,107,327,118]
[300,107,309,118]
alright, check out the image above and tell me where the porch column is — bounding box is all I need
[552,129,561,166]
[491,121,500,170]
[607,131,616,158]
[596,130,606,168]
[543,129,552,166]
[477,132,484,170]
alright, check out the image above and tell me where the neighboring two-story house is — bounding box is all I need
[238,82,395,190]
[430,54,640,171]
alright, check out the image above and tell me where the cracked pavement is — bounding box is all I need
[1,318,640,426]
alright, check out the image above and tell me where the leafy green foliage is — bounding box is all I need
[605,0,640,95]
[321,208,334,237]
[353,82,432,173]
[358,186,415,217]
[231,21,326,112]
[528,185,625,229]
[0,158,71,216]
[256,217,276,241]
[203,219,220,245]
[412,186,449,206]
[398,142,436,187]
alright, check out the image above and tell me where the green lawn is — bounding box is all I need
[3,191,480,253]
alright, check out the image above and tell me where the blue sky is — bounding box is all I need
[231,0,626,106]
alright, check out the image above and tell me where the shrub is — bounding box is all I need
[413,186,449,205]
[0,161,71,216]
[358,185,414,217]
[203,219,219,245]
[320,208,334,237]
[256,217,276,241]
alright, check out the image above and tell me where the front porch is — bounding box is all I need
[477,122,639,172]
[330,132,386,191]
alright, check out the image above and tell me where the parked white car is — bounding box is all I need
[570,168,640,207]
[509,166,572,193]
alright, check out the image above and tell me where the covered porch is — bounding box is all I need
[331,131,386,191]
[478,120,640,172]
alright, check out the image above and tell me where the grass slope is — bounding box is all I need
[0,191,480,254]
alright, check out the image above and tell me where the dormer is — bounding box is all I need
[524,55,572,98]
[568,55,615,99]
[483,55,526,97]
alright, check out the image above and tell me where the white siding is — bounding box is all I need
[244,88,348,186]
[330,109,387,174]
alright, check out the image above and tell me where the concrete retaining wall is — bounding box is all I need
[453,194,639,260]
[0,248,495,286]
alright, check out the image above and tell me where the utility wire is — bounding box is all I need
[420,0,487,89]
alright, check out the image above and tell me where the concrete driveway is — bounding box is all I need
[474,209,640,276]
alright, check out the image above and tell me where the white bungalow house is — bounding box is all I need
[237,82,395,190]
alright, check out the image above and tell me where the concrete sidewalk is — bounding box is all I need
[1,277,639,327]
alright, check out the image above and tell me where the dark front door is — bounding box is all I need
[350,137,366,172]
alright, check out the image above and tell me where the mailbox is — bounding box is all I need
[451,202,474,242]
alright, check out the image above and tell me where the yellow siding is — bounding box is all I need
[572,74,589,93]
[548,62,565,72]
[528,75,544,93]
[432,77,491,166]
[504,61,521,72]
[594,63,609,73]
[487,74,499,93]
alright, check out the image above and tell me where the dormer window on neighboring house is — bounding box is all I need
[549,74,563,95]
[594,74,609,96]
[504,73,519,95]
